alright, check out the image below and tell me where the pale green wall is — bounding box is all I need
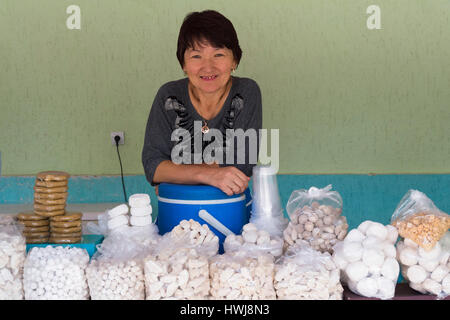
[1,0,449,176]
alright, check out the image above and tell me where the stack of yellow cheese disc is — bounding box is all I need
[17,212,50,243]
[33,171,70,217]
[49,212,83,244]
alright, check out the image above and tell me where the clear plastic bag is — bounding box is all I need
[284,185,348,253]
[224,223,283,258]
[85,211,109,236]
[209,250,276,300]
[286,184,343,214]
[397,231,450,299]
[143,232,213,300]
[391,190,450,250]
[249,215,288,240]
[23,246,90,300]
[332,220,400,300]
[274,241,343,300]
[86,219,161,300]
[0,216,26,300]
[86,256,146,300]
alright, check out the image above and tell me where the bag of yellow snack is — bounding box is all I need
[391,190,450,251]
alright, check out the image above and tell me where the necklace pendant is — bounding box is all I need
[201,119,209,134]
[201,124,209,134]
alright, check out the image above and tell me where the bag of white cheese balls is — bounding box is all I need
[397,231,450,299]
[284,185,348,254]
[0,216,26,300]
[144,232,214,300]
[209,248,276,300]
[23,246,90,300]
[274,241,343,300]
[143,219,219,300]
[86,225,160,300]
[224,223,284,258]
[332,220,400,299]
[87,257,146,300]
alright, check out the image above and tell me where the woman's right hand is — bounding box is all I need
[205,166,250,196]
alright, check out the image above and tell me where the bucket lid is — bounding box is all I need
[158,183,244,201]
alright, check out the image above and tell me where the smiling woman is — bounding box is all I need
[142,10,262,197]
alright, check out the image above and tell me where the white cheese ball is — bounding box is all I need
[406,265,428,284]
[368,263,382,277]
[357,221,374,234]
[107,204,129,218]
[130,215,152,227]
[381,258,400,282]
[345,229,366,243]
[418,243,441,260]
[345,261,368,282]
[243,223,258,233]
[431,265,449,283]
[377,276,396,299]
[385,225,399,244]
[422,279,442,296]
[362,236,382,250]
[128,193,151,208]
[107,214,129,230]
[365,222,388,241]
[242,230,258,244]
[130,205,152,217]
[409,281,427,294]
[382,242,397,258]
[398,247,419,266]
[342,241,363,262]
[418,257,440,273]
[362,248,385,268]
[356,277,378,297]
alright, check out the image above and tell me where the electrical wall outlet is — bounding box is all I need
[111,132,125,145]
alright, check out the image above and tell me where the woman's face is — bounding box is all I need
[183,41,236,95]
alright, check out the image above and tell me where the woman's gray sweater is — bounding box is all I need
[142,76,262,186]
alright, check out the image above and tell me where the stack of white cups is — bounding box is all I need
[129,194,152,227]
[106,204,130,232]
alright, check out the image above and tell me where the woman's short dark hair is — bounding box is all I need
[176,10,242,68]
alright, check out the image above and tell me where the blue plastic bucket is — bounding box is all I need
[157,183,251,253]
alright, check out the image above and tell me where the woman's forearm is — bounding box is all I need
[152,160,218,185]
[152,160,250,196]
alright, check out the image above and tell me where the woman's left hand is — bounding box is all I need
[202,166,250,196]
